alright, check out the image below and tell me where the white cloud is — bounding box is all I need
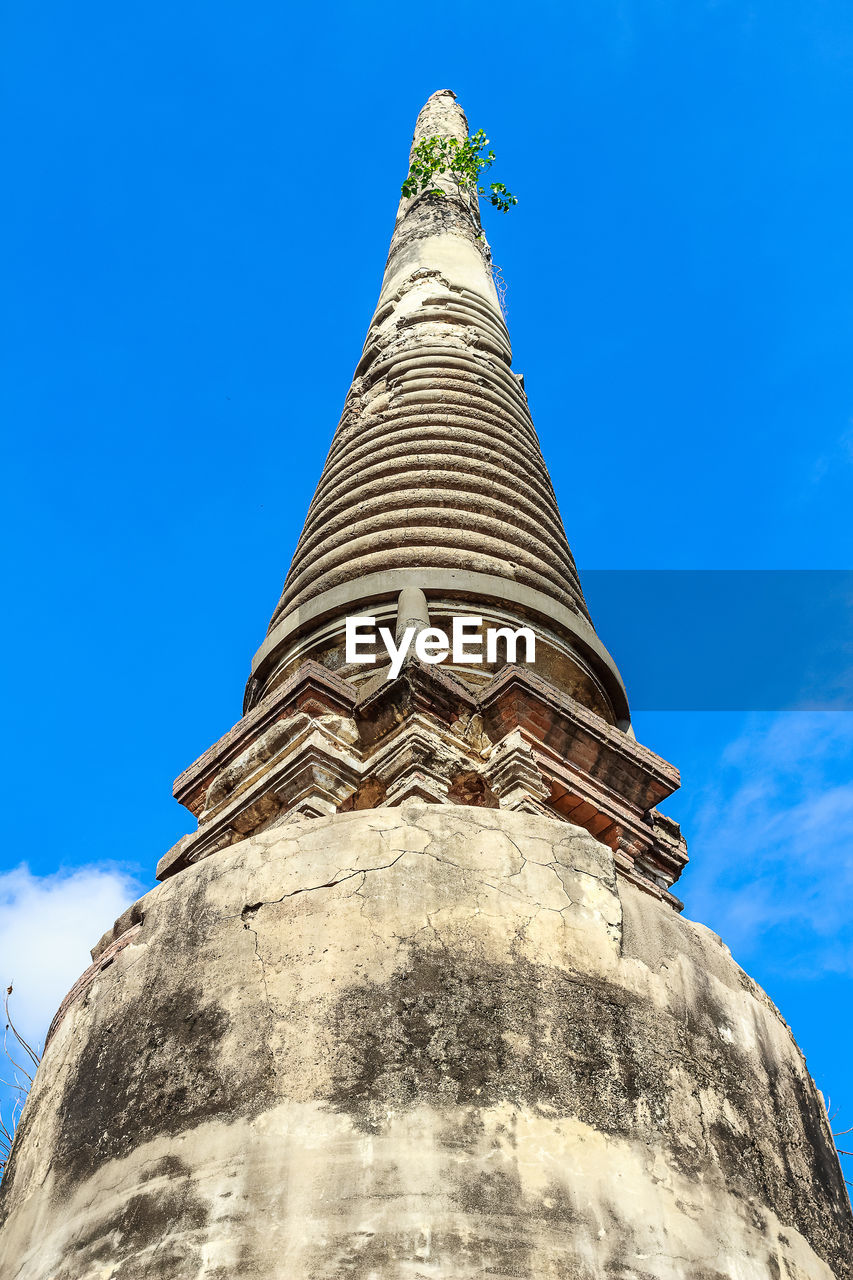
[0,863,144,1051]
[685,712,853,976]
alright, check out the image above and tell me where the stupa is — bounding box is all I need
[1,90,849,1280]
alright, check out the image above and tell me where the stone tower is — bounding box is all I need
[1,91,850,1279]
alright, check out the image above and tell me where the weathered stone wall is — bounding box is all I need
[1,806,849,1278]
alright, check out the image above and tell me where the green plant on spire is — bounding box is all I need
[401,129,517,217]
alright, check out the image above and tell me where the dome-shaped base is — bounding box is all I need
[1,806,849,1278]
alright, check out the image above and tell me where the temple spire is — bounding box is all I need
[167,90,686,905]
[250,90,628,727]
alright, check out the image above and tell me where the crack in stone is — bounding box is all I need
[502,834,529,877]
[241,915,277,1085]
[351,874,393,951]
[220,854,408,922]
[206,834,616,965]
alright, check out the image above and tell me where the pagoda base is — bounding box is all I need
[1,807,848,1278]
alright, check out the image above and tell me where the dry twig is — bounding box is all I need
[1,985,42,1175]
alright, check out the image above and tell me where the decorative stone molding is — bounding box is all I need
[174,661,356,819]
[477,665,687,895]
[164,679,365,879]
[484,729,551,813]
[354,655,476,749]
[364,713,473,806]
[166,651,688,909]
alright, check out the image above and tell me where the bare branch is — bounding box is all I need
[0,1076,29,1094]
[1,985,41,1178]
[4,987,41,1070]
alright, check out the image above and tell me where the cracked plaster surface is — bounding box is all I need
[1,805,849,1279]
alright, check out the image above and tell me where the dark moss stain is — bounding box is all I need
[0,1083,43,1227]
[536,1180,579,1227]
[434,1103,488,1152]
[455,1160,523,1216]
[323,943,853,1279]
[303,1229,405,1278]
[301,1226,535,1280]
[50,976,275,1195]
[53,1156,209,1280]
[789,1066,848,1203]
[325,950,654,1136]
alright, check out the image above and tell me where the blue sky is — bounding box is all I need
[2,1,852,1176]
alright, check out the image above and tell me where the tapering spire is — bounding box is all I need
[249,91,628,726]
[169,92,687,896]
